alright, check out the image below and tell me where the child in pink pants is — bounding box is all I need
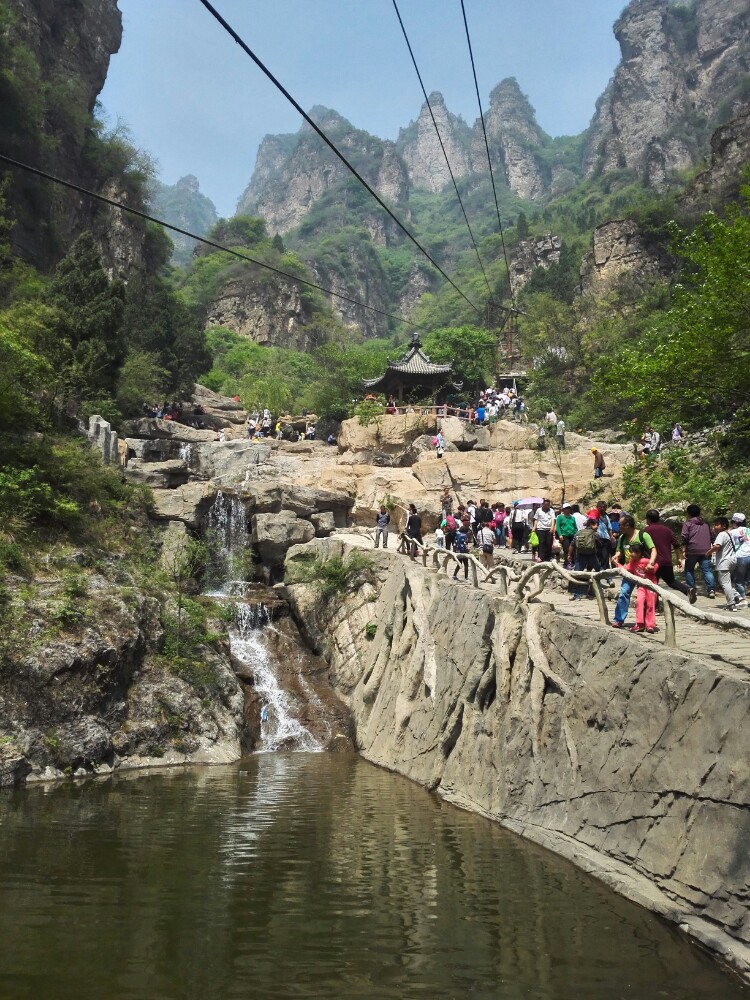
[626,542,660,632]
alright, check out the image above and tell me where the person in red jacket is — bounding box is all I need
[645,509,694,602]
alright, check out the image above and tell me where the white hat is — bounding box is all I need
[731,512,746,523]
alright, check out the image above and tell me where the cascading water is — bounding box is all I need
[179,442,192,466]
[232,603,322,753]
[205,491,249,596]
[203,491,323,752]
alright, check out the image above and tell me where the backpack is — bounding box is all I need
[576,527,597,554]
[445,515,457,532]
[454,531,469,554]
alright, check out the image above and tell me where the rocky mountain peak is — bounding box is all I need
[175,175,201,195]
[473,77,549,201]
[584,0,750,187]
[396,92,472,192]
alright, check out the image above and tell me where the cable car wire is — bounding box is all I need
[196,0,482,317]
[391,0,493,301]
[459,0,516,309]
[0,152,431,331]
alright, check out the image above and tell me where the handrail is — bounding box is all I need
[394,533,750,651]
[374,404,523,422]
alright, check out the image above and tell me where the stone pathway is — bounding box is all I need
[335,531,750,672]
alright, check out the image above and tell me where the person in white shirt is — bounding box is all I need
[571,505,587,531]
[730,512,750,606]
[707,516,742,611]
[478,523,495,569]
[533,498,556,562]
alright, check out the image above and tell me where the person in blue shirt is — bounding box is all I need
[476,404,486,425]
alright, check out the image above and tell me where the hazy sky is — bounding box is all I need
[101,1,627,217]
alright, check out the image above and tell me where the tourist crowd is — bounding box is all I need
[376,495,750,632]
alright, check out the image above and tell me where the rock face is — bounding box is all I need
[2,0,148,275]
[0,566,244,783]
[473,79,549,202]
[583,0,750,187]
[510,234,562,296]
[237,108,410,238]
[149,175,218,267]
[579,220,669,295]
[285,538,750,981]
[682,111,750,212]
[205,273,315,351]
[396,92,472,192]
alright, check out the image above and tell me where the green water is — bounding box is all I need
[0,755,745,1000]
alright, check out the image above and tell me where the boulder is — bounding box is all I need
[120,418,217,443]
[437,416,478,451]
[310,512,336,537]
[88,415,119,464]
[338,413,437,455]
[249,485,353,526]
[123,459,189,488]
[150,483,217,526]
[253,511,315,565]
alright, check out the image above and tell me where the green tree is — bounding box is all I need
[516,211,530,240]
[422,325,495,389]
[47,232,126,404]
[592,189,750,425]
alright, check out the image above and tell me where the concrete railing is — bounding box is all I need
[378,404,524,422]
[396,533,750,651]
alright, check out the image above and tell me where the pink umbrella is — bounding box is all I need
[516,497,544,508]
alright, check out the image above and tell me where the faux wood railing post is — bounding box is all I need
[663,600,677,648]
[470,559,479,588]
[591,578,610,625]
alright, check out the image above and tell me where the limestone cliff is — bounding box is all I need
[0,0,147,274]
[149,175,219,267]
[285,537,750,981]
[583,0,750,187]
[396,92,472,192]
[237,108,410,239]
[472,78,550,202]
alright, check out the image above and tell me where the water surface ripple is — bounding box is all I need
[0,755,746,1000]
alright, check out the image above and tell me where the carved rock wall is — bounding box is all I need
[285,538,750,981]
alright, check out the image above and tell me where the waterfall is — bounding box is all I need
[232,603,322,753]
[205,491,249,596]
[179,442,192,465]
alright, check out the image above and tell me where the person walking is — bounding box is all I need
[730,513,750,606]
[374,505,390,549]
[556,502,578,568]
[405,503,423,560]
[587,500,615,571]
[478,522,495,570]
[556,418,566,448]
[533,499,555,562]
[644,510,693,601]
[511,502,527,553]
[569,516,600,600]
[623,541,660,633]
[611,516,656,627]
[443,510,458,551]
[681,504,716,600]
[452,521,471,581]
[707,516,742,611]
[592,448,605,479]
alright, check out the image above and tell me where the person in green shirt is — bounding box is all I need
[611,515,656,627]
[555,502,578,567]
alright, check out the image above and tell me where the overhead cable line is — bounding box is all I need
[195,0,482,317]
[391,0,493,301]
[0,152,428,330]
[459,0,516,310]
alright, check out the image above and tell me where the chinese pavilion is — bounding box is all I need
[362,334,460,403]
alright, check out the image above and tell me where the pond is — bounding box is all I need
[0,755,746,1000]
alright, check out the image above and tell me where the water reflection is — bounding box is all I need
[0,756,746,1000]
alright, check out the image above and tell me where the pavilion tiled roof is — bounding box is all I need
[363,335,453,387]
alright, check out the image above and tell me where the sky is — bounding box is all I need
[100,1,627,217]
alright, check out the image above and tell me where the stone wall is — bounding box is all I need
[285,537,750,981]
